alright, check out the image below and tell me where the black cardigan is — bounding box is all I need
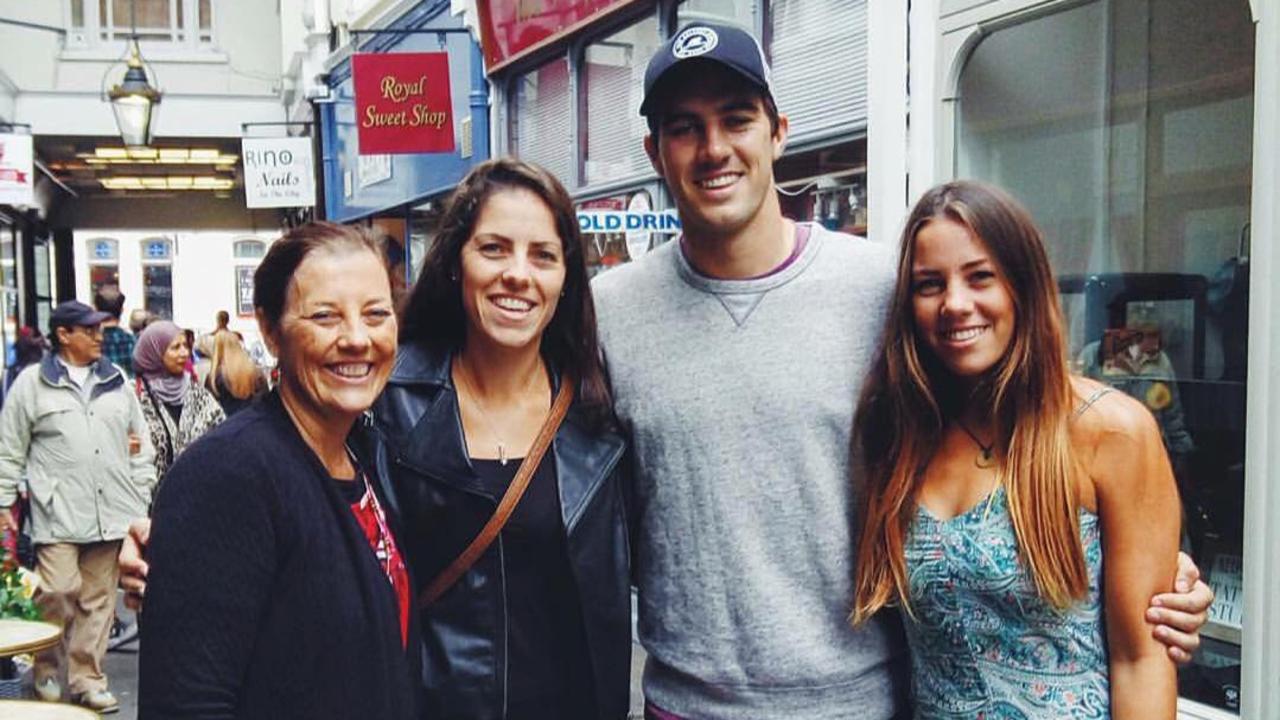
[138,392,420,720]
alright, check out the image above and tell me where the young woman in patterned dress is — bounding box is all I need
[851,180,1180,719]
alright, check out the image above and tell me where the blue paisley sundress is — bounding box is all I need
[902,485,1109,719]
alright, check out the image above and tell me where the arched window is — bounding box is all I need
[86,238,120,299]
[140,237,174,319]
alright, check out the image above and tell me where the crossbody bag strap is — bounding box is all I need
[418,376,575,608]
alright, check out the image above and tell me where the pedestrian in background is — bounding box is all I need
[0,300,155,714]
[213,309,230,336]
[137,223,417,720]
[192,332,215,387]
[204,330,267,417]
[94,286,135,377]
[127,309,153,336]
[133,321,225,484]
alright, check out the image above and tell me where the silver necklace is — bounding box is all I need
[455,358,544,466]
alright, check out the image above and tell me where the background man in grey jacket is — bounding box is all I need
[0,300,155,714]
[591,22,1214,720]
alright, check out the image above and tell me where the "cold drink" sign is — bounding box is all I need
[353,52,455,155]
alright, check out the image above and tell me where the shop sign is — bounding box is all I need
[476,0,638,72]
[576,209,682,234]
[241,137,316,209]
[353,52,455,155]
[0,133,34,206]
[624,191,654,259]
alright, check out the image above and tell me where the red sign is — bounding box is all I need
[353,52,456,155]
[476,0,640,72]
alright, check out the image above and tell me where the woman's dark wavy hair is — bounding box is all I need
[399,157,612,427]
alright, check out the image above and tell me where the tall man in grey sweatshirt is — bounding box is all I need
[591,22,1213,719]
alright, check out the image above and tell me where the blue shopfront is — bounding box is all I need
[320,0,489,283]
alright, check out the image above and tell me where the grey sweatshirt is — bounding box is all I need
[592,224,907,719]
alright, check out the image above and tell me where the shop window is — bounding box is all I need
[408,200,443,285]
[582,16,660,185]
[676,0,757,29]
[579,189,670,277]
[956,0,1254,713]
[1,225,16,364]
[87,238,120,299]
[140,237,173,320]
[768,0,867,143]
[511,58,573,185]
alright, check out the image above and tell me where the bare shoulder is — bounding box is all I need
[1069,376,1168,502]
[1068,376,1160,443]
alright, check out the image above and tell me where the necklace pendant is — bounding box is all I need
[498,443,508,466]
[974,449,996,469]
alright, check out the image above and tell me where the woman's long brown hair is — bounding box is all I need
[851,180,1085,623]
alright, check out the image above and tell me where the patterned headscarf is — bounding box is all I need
[133,321,190,405]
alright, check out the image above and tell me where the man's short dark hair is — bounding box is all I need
[93,286,126,319]
[645,91,780,140]
[642,61,781,140]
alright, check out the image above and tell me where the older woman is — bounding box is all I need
[137,223,418,719]
[132,321,225,482]
[380,157,630,719]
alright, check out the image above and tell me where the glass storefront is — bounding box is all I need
[583,17,661,186]
[955,0,1254,712]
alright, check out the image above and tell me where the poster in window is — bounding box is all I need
[236,265,255,317]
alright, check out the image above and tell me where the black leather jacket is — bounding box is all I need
[371,342,632,720]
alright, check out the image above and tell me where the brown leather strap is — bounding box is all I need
[418,376,575,608]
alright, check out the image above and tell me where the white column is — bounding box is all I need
[866,0,909,245]
[1241,0,1280,717]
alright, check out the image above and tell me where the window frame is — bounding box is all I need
[64,0,216,52]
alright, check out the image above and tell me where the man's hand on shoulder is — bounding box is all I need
[1147,551,1214,664]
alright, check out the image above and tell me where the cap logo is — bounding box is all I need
[672,27,719,59]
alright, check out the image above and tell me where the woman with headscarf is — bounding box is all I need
[133,321,225,484]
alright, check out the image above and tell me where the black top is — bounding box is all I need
[471,455,594,718]
[138,392,419,720]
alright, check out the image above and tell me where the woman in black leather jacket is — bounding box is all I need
[373,158,631,720]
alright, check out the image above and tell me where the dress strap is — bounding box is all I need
[1073,385,1115,419]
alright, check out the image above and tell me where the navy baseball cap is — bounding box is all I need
[639,22,774,117]
[49,300,110,332]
